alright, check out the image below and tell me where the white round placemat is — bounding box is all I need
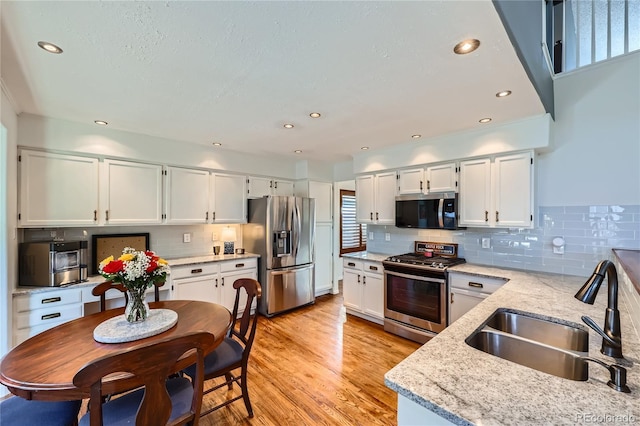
[93,309,178,344]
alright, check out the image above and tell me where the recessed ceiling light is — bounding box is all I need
[94,120,108,126]
[453,39,480,55]
[294,150,303,154]
[496,90,512,98]
[309,112,321,118]
[283,123,294,129]
[212,142,222,147]
[37,41,63,54]
[361,146,369,150]
[479,118,492,123]
[412,134,422,139]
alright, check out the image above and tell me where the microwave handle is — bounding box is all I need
[438,198,444,228]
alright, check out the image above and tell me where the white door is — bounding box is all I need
[398,168,425,195]
[459,158,491,227]
[273,180,294,196]
[342,268,362,311]
[450,288,488,324]
[210,173,247,223]
[309,181,332,223]
[19,150,99,226]
[355,175,375,224]
[494,152,533,228]
[220,267,258,314]
[247,176,273,198]
[102,159,163,224]
[426,162,457,193]
[374,172,397,224]
[362,271,384,319]
[173,275,219,304]
[314,223,333,295]
[165,166,209,224]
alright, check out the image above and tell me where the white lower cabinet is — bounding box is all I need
[448,271,507,324]
[12,287,83,346]
[342,258,384,324]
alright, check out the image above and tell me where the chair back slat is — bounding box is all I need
[230,279,262,348]
[92,279,166,311]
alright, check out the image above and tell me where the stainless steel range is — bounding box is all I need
[382,241,465,343]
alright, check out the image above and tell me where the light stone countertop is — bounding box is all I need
[13,253,260,295]
[385,263,640,425]
[341,251,389,263]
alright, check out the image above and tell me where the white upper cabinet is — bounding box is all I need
[19,150,99,227]
[296,180,333,223]
[102,159,163,225]
[164,167,209,224]
[210,173,247,223]
[356,172,396,224]
[398,163,457,195]
[459,152,533,228]
[247,176,294,198]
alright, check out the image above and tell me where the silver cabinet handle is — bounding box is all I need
[42,312,61,321]
[42,297,61,304]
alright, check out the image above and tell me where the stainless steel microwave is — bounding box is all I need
[19,241,88,287]
[395,193,459,230]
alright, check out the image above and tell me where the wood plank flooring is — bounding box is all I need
[198,292,420,425]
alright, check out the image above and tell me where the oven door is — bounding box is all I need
[384,269,447,334]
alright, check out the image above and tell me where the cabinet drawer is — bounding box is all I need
[14,288,82,313]
[448,272,507,294]
[170,263,219,279]
[343,259,363,270]
[15,303,83,330]
[362,261,382,275]
[219,258,257,273]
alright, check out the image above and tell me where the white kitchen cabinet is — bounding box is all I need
[314,223,333,296]
[247,176,294,198]
[355,172,396,224]
[164,166,210,224]
[102,159,163,225]
[219,258,258,314]
[342,258,383,324]
[426,162,458,193]
[210,173,247,223]
[398,168,425,195]
[13,287,83,346]
[448,271,507,324]
[295,180,333,223]
[459,152,533,228]
[18,150,99,227]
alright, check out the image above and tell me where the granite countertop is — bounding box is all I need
[385,263,640,425]
[342,251,389,262]
[14,253,260,295]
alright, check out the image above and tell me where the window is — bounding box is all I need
[340,190,366,255]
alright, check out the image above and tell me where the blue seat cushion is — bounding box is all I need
[78,377,193,426]
[183,337,243,379]
[0,397,81,426]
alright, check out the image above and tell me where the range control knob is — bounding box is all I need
[438,262,444,269]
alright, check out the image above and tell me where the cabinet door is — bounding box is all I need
[247,176,273,198]
[449,288,488,324]
[459,158,491,227]
[165,167,209,224]
[362,271,384,319]
[355,175,375,224]
[494,152,533,228]
[273,180,294,196]
[314,223,333,295]
[173,274,219,303]
[426,162,457,193]
[374,172,397,224]
[103,160,163,224]
[398,168,425,195]
[309,181,333,223]
[342,268,362,311]
[211,173,247,223]
[220,267,258,314]
[19,150,99,226]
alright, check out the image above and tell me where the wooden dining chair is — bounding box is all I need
[92,279,166,311]
[0,397,81,426]
[184,278,262,418]
[73,331,214,426]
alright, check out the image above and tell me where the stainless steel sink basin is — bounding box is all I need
[465,309,590,381]
[484,310,589,352]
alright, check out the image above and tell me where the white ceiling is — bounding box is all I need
[1,1,545,163]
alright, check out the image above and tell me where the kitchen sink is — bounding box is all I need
[465,309,590,381]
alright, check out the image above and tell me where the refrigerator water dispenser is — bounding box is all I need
[273,230,292,257]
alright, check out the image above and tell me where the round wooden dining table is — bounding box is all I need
[0,300,232,401]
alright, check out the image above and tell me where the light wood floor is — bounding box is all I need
[198,292,421,425]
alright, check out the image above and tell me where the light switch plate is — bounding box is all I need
[481,237,491,249]
[385,233,391,241]
[183,233,191,243]
[369,232,374,240]
[212,232,218,241]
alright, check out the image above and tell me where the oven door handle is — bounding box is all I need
[437,198,444,228]
[385,269,446,284]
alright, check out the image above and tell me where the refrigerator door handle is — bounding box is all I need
[269,264,313,274]
[292,199,301,259]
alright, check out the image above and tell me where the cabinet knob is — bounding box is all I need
[215,278,218,288]
[485,211,488,222]
[376,212,379,221]
[496,211,499,222]
[370,212,373,220]
[419,181,423,191]
[105,210,109,221]
[357,274,360,283]
[221,277,224,286]
[206,212,209,221]
[93,210,97,221]
[427,180,430,191]
[363,276,366,285]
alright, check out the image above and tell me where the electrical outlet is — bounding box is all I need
[482,237,491,249]
[385,233,391,241]
[369,232,374,240]
[212,232,218,241]
[183,233,191,243]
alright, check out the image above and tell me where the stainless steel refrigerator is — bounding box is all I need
[244,196,315,317]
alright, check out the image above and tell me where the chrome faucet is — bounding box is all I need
[574,260,623,358]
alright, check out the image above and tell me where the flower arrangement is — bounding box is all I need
[99,247,169,322]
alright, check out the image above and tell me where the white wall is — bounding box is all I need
[537,53,640,206]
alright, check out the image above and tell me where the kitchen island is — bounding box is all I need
[385,262,640,425]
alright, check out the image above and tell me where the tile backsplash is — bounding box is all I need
[367,204,640,278]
